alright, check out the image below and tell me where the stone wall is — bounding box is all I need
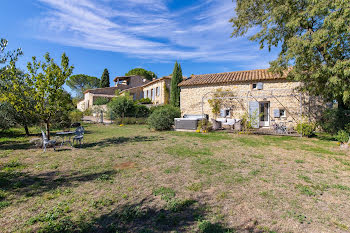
[180,80,324,129]
[143,79,171,105]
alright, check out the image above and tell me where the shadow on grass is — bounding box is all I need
[0,140,33,150]
[80,136,164,149]
[33,197,245,233]
[0,169,117,199]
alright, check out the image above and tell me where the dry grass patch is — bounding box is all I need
[0,124,349,232]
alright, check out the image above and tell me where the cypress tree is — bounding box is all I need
[170,61,183,107]
[100,68,110,88]
[176,64,183,107]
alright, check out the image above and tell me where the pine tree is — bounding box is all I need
[100,68,110,88]
[170,61,182,107]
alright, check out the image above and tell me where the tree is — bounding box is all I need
[67,74,100,98]
[125,68,157,81]
[27,52,74,139]
[100,68,110,88]
[170,62,183,107]
[230,0,350,109]
[107,93,135,121]
[0,65,37,135]
[0,38,22,65]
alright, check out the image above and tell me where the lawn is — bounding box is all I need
[0,124,350,233]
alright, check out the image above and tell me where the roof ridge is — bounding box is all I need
[191,68,270,77]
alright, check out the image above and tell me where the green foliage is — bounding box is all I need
[197,220,234,233]
[296,122,316,137]
[134,105,150,118]
[83,108,92,116]
[147,105,181,131]
[93,97,110,106]
[67,74,100,98]
[319,109,350,134]
[197,119,212,132]
[125,68,157,81]
[113,117,147,125]
[336,130,349,144]
[136,98,152,104]
[0,38,22,65]
[69,110,83,123]
[50,91,75,129]
[0,102,16,130]
[170,62,183,107]
[231,0,350,108]
[107,95,135,119]
[100,68,110,88]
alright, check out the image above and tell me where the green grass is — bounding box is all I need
[0,124,349,233]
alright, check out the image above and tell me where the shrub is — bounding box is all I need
[134,105,150,118]
[319,109,350,134]
[147,105,181,131]
[296,122,316,137]
[197,119,212,132]
[114,117,147,125]
[93,97,110,106]
[107,95,135,119]
[69,110,83,123]
[136,98,152,104]
[336,130,349,144]
[83,108,92,116]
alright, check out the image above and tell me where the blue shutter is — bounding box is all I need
[257,82,263,90]
[274,109,280,118]
[249,101,260,128]
[220,109,226,117]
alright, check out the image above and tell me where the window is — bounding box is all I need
[280,109,286,117]
[252,82,263,90]
[220,109,231,117]
[156,87,160,96]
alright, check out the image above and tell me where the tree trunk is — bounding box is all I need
[24,125,30,136]
[45,121,50,140]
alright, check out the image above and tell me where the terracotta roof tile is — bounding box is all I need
[179,69,286,87]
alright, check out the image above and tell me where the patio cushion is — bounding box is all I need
[216,118,227,123]
[225,119,236,125]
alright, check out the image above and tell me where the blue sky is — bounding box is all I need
[2,0,278,90]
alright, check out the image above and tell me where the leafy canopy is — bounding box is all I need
[231,0,350,107]
[26,52,74,137]
[125,68,157,81]
[67,74,100,98]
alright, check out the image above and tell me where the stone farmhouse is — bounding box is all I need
[178,69,325,129]
[77,75,171,111]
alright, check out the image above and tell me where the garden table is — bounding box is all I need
[56,131,75,147]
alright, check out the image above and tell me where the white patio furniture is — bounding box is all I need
[41,130,57,152]
[56,131,75,147]
[73,126,85,146]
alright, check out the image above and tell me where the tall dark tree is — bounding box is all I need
[230,0,350,109]
[170,62,183,107]
[125,68,157,81]
[67,74,100,98]
[100,68,110,88]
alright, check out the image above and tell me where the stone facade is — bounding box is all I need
[180,80,324,129]
[142,77,171,105]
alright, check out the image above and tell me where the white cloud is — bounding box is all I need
[31,0,271,65]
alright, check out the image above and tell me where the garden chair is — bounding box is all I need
[41,130,56,152]
[73,126,84,146]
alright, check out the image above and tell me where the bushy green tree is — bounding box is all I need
[107,94,135,120]
[67,74,100,98]
[0,102,16,131]
[231,0,350,109]
[27,52,74,138]
[170,62,183,107]
[0,65,37,135]
[125,68,157,81]
[100,68,110,88]
[147,105,181,131]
